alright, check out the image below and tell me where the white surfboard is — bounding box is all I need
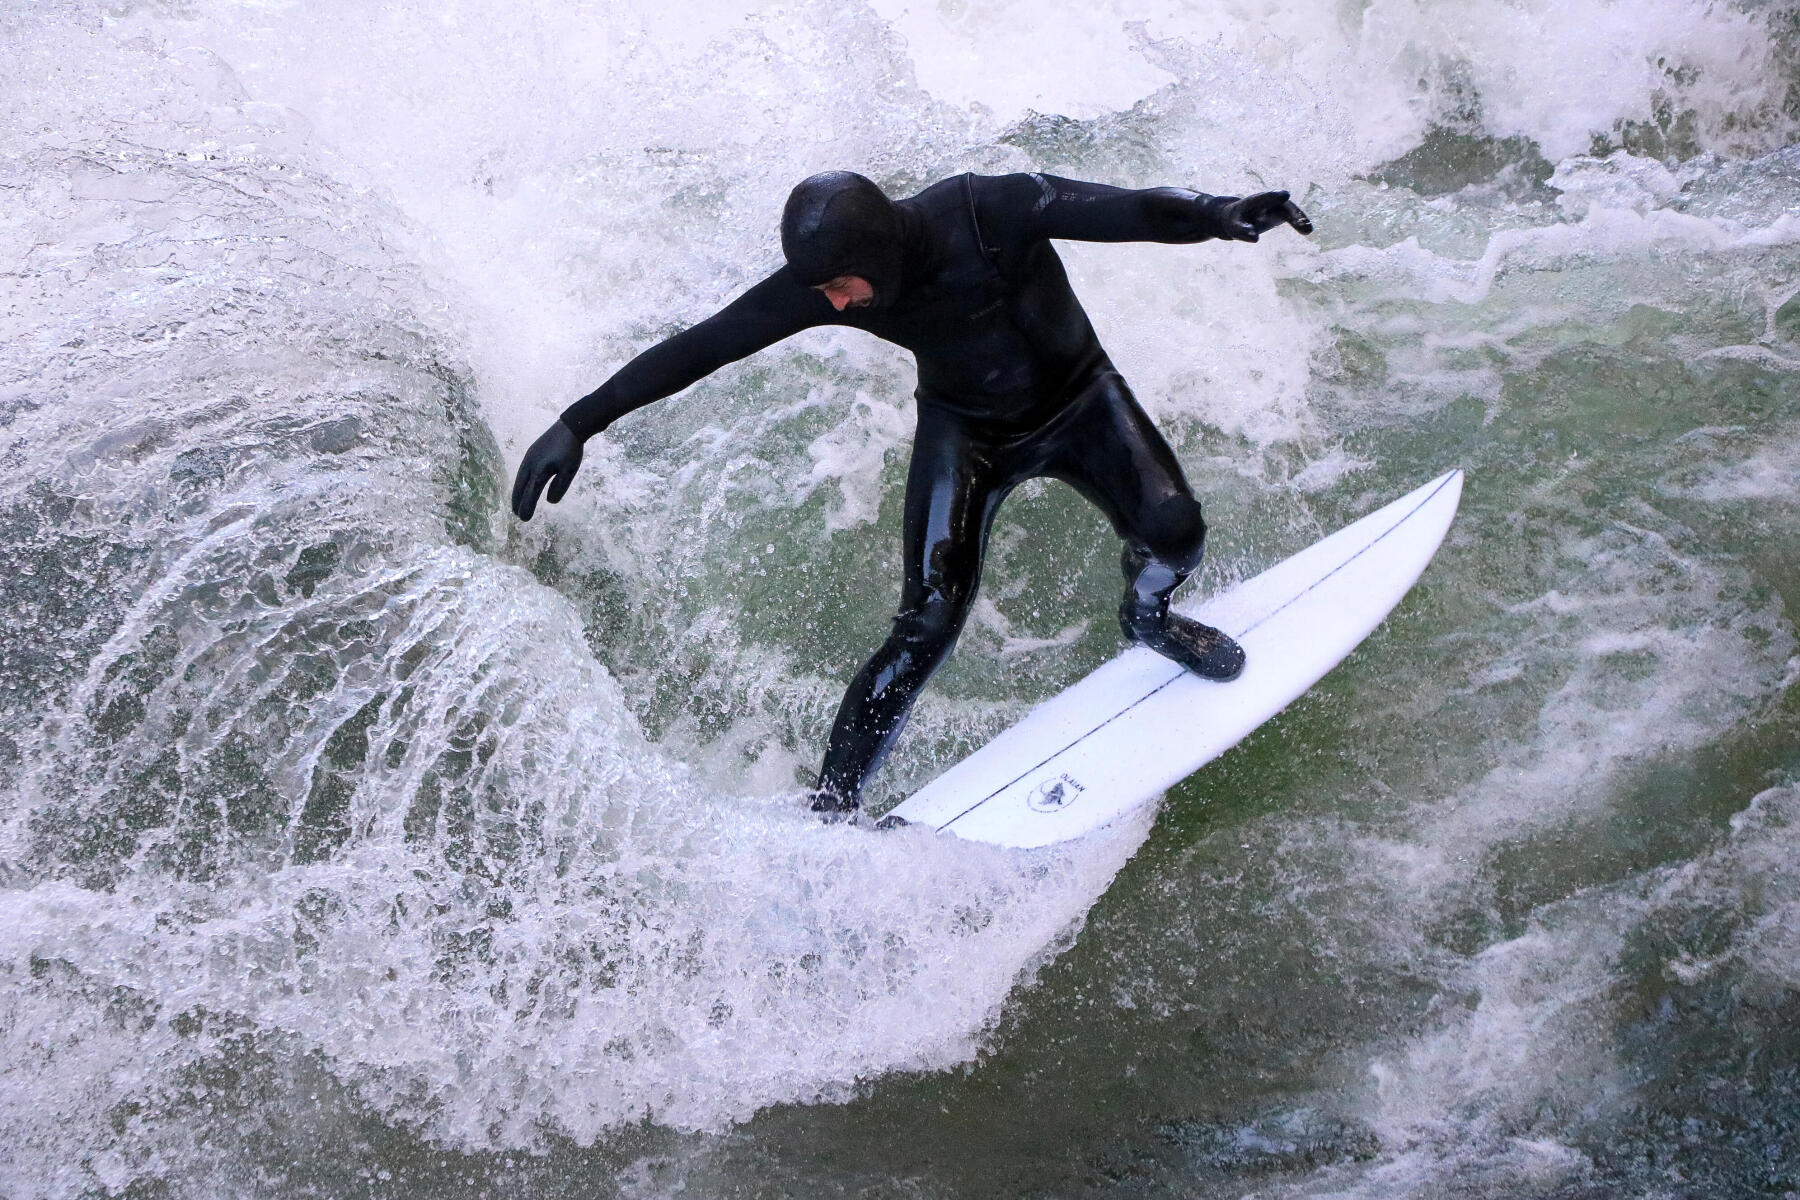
[885,468,1464,848]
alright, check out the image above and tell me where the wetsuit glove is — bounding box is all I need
[511,419,584,521]
[1209,191,1314,242]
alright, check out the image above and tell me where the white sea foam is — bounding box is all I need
[0,23,1141,1189]
[4,0,1798,1195]
[1277,779,1800,1200]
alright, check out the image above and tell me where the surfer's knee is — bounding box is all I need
[1138,494,1206,573]
[892,588,971,658]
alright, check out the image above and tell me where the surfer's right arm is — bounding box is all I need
[512,269,834,520]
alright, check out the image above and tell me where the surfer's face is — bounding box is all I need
[815,275,874,311]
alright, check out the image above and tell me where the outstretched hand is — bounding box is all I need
[1217,190,1314,242]
[512,420,584,521]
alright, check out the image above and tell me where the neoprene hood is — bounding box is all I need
[781,171,906,303]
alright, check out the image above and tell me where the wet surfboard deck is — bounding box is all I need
[884,469,1465,848]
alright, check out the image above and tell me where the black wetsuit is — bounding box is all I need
[516,171,1311,809]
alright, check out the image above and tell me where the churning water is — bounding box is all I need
[2,1,1797,1196]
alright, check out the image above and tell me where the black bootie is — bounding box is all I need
[805,788,859,823]
[1119,546,1246,681]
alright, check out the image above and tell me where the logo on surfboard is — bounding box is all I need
[1026,772,1086,813]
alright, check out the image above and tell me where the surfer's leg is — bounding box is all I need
[812,407,1008,812]
[1048,370,1244,681]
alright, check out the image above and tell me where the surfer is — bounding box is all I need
[512,171,1313,815]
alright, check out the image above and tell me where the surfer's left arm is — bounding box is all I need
[985,173,1313,245]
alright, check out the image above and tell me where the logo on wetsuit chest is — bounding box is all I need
[1026,772,1086,813]
[968,299,1004,321]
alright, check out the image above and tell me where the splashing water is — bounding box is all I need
[2,0,1797,1196]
